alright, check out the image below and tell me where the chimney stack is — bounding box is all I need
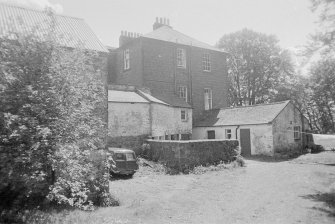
[153,17,172,30]
[119,30,142,47]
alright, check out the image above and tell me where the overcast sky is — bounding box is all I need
[2,0,319,51]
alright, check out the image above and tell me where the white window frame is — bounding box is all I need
[178,85,188,102]
[204,88,212,110]
[225,129,232,139]
[177,48,186,68]
[181,109,187,121]
[123,49,130,70]
[294,126,301,140]
[202,53,211,72]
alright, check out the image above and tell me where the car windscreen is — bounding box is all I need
[114,153,126,161]
[125,153,136,161]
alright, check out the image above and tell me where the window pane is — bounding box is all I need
[114,153,126,161]
[126,153,135,161]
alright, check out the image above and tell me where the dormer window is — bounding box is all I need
[177,48,186,68]
[202,53,211,72]
[123,49,130,70]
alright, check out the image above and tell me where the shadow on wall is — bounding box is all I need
[301,191,335,217]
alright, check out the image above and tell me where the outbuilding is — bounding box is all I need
[192,101,311,156]
[108,85,192,149]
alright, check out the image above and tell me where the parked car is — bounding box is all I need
[107,147,139,177]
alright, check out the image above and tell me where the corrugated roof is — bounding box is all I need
[0,3,107,52]
[195,101,291,127]
[108,90,149,103]
[142,26,223,52]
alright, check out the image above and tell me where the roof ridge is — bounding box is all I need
[0,2,84,21]
[160,26,219,50]
[142,26,226,53]
[220,100,290,110]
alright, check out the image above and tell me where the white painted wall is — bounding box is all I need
[272,102,310,152]
[108,102,150,137]
[108,101,192,139]
[193,124,274,155]
[151,104,192,137]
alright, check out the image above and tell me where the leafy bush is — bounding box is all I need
[0,11,116,222]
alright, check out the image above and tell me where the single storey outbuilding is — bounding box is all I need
[192,101,311,156]
[108,85,192,149]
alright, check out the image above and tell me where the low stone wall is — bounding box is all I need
[107,135,148,155]
[144,139,239,172]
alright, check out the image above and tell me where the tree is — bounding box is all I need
[304,0,335,56]
[0,11,114,216]
[308,57,335,133]
[217,29,294,106]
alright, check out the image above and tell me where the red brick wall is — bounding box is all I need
[108,37,228,122]
[110,38,144,86]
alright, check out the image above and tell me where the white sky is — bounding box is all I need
[2,0,321,72]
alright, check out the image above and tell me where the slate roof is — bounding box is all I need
[142,25,223,52]
[108,90,148,103]
[108,89,191,108]
[195,101,291,127]
[150,91,192,108]
[0,3,107,52]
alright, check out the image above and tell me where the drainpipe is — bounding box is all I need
[236,125,240,153]
[235,125,240,140]
[149,102,153,137]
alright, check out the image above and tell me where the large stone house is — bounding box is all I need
[193,101,312,156]
[108,17,229,121]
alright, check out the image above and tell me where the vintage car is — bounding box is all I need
[107,148,139,177]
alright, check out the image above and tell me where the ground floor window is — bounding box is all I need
[225,129,232,139]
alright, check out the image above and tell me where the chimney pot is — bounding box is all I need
[159,17,163,23]
[156,17,158,22]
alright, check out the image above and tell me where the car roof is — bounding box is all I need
[107,147,135,153]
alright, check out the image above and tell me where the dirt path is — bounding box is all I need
[101,152,335,224]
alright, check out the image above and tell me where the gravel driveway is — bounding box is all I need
[105,152,335,224]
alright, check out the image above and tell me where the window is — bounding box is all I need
[181,110,187,121]
[123,49,130,70]
[204,88,212,110]
[225,129,232,139]
[202,53,211,71]
[178,86,187,102]
[177,48,186,68]
[294,126,301,140]
[126,153,135,161]
[114,153,126,161]
[207,130,215,139]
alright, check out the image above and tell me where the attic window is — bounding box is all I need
[294,126,301,140]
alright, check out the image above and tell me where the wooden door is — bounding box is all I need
[240,129,251,156]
